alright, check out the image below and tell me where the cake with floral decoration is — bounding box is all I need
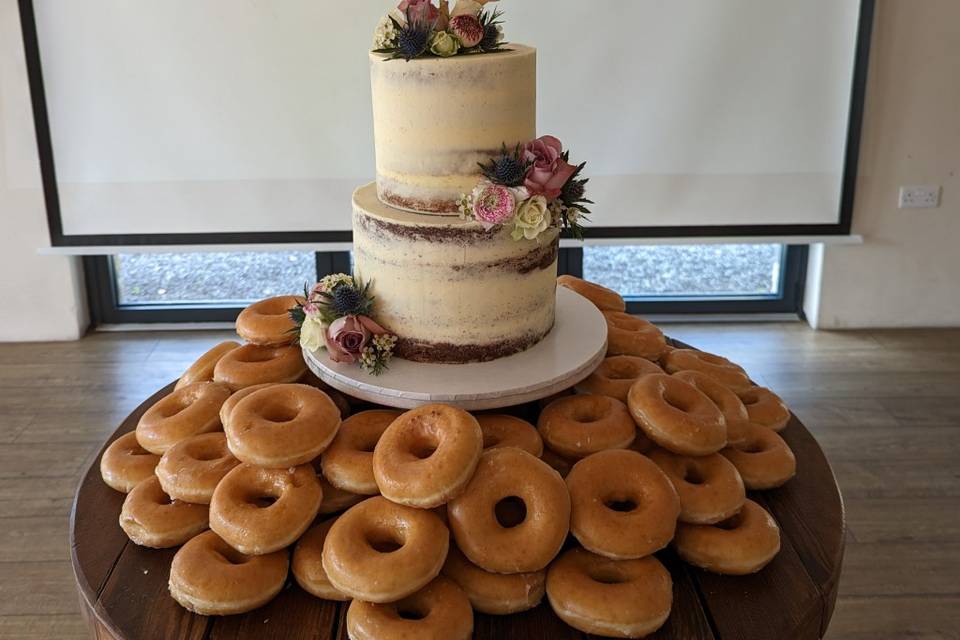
[293,0,595,369]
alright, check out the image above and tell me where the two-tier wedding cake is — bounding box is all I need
[295,0,594,370]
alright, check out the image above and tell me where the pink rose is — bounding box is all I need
[324,315,388,364]
[471,182,517,228]
[398,0,439,24]
[522,135,577,200]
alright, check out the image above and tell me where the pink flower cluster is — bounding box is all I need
[522,135,577,201]
[324,315,389,364]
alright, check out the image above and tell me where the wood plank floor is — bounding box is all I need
[0,324,958,639]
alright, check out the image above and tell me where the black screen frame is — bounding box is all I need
[19,0,874,248]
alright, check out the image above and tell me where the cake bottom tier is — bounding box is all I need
[352,183,559,364]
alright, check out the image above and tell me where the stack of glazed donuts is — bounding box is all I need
[98,279,798,639]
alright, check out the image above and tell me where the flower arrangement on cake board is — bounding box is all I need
[289,274,397,376]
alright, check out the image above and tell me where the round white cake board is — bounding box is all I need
[303,287,607,410]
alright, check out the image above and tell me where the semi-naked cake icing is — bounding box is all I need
[353,183,559,363]
[370,45,536,214]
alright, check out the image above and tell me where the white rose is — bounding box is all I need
[511,195,551,241]
[299,314,327,352]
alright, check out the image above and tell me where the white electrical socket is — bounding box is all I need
[899,185,941,208]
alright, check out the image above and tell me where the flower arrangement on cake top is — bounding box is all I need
[458,135,593,241]
[373,0,506,60]
[289,274,397,375]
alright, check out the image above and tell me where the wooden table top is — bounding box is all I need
[71,357,845,639]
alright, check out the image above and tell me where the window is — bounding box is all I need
[85,252,350,324]
[112,252,318,306]
[562,244,807,315]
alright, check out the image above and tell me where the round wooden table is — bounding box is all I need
[71,346,845,640]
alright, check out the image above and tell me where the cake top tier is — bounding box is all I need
[372,0,506,60]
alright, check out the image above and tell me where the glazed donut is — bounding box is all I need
[175,341,241,390]
[673,369,750,445]
[647,448,745,525]
[537,395,635,459]
[627,374,726,456]
[100,431,160,493]
[119,476,208,548]
[546,548,672,638]
[156,432,240,504]
[322,496,449,603]
[540,448,575,478]
[219,382,274,426]
[213,344,306,391]
[136,382,231,455]
[627,430,656,454]
[346,576,473,640]
[292,518,351,601]
[224,383,341,468]
[737,386,791,431]
[576,355,663,402]
[603,311,668,360]
[475,413,543,457]
[209,463,322,555]
[720,423,796,489]
[448,447,570,574]
[298,369,353,418]
[662,348,752,392]
[169,530,288,615]
[566,449,679,559]
[372,404,483,508]
[557,275,625,312]
[674,499,781,575]
[321,410,401,495]
[537,387,575,411]
[317,474,366,515]
[235,295,302,346]
[442,545,545,615]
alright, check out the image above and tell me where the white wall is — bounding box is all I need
[806,0,960,329]
[0,0,86,341]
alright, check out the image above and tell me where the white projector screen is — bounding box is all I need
[26,0,866,245]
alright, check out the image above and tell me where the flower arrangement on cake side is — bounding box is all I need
[289,274,397,375]
[458,135,593,241]
[373,0,505,60]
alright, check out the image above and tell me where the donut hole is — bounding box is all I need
[258,402,300,423]
[396,605,428,621]
[737,439,769,454]
[239,349,281,364]
[157,398,191,418]
[494,496,528,528]
[570,407,603,424]
[716,512,745,531]
[357,435,380,453]
[662,388,697,413]
[365,527,405,554]
[602,495,639,513]
[215,546,251,566]
[245,489,281,509]
[683,464,706,485]
[406,433,439,460]
[190,448,225,462]
[739,391,761,406]
[588,567,628,585]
